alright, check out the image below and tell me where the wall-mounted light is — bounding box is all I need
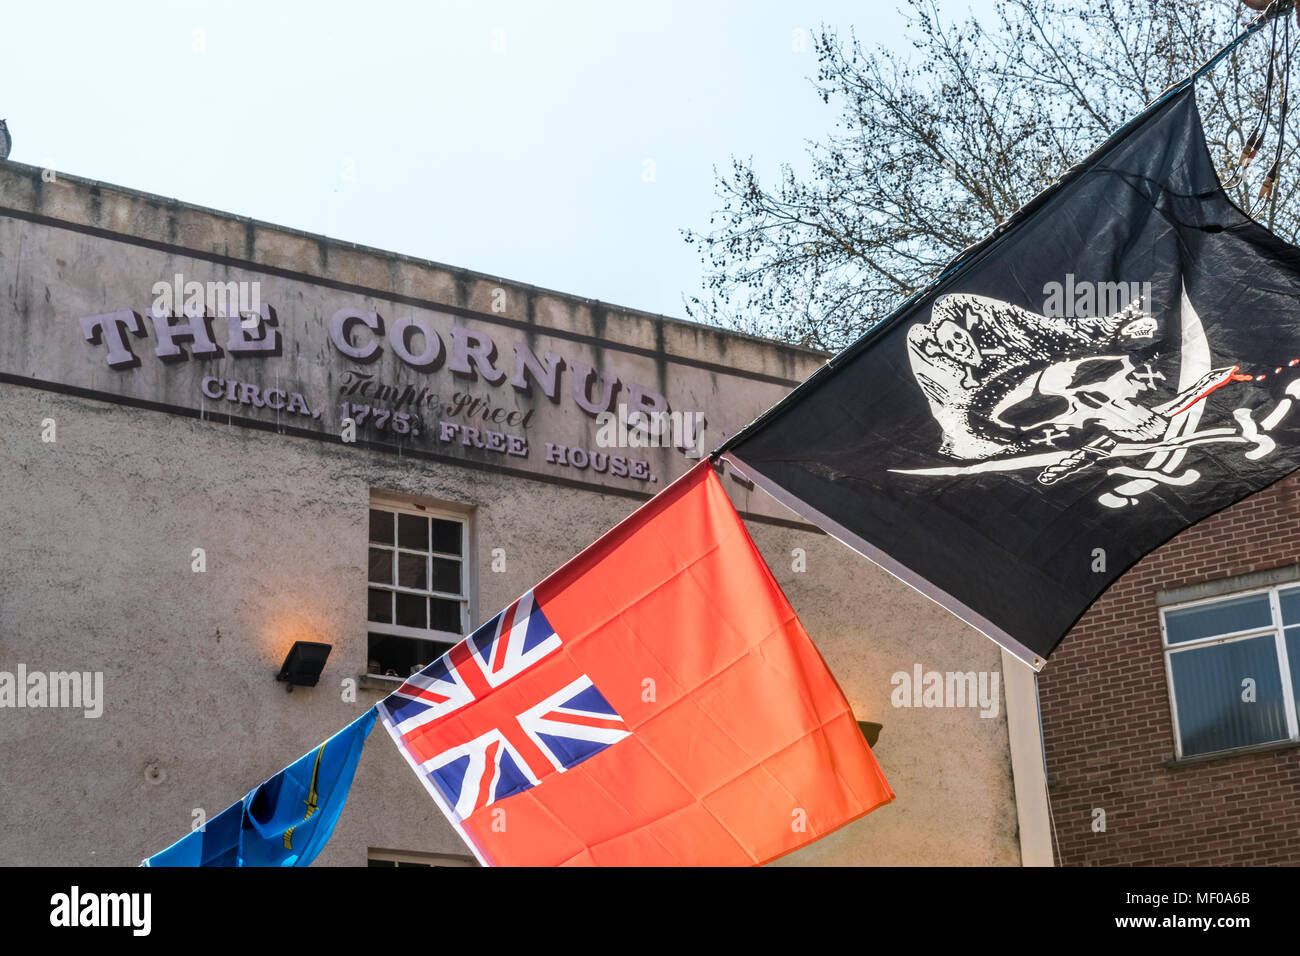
[276,641,332,692]
[857,720,882,748]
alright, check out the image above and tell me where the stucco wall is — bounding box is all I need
[0,384,1018,866]
[0,159,1020,866]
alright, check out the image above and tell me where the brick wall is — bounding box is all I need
[1039,473,1300,865]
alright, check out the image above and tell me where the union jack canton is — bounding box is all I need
[377,589,630,820]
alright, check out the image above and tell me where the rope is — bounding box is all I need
[1253,7,1294,216]
[1223,9,1279,189]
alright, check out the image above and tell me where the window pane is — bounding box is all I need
[368,632,454,677]
[1164,594,1273,645]
[369,509,394,545]
[398,553,428,590]
[1169,635,1289,756]
[395,592,427,629]
[1279,587,1300,627]
[432,558,461,594]
[432,518,462,555]
[430,598,462,634]
[367,588,392,625]
[398,514,429,551]
[368,548,392,585]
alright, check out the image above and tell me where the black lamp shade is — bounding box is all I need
[857,720,883,748]
[276,641,332,689]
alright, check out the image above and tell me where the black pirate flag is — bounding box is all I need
[723,85,1300,669]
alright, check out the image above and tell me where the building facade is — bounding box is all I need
[0,161,1041,866]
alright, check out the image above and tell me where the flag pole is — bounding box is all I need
[709,0,1293,463]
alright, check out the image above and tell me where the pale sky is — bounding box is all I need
[1,0,999,321]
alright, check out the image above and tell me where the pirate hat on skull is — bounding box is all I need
[906,292,1161,461]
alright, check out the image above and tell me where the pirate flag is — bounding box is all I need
[722,85,1300,670]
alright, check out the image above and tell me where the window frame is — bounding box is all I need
[367,494,474,675]
[366,847,477,867]
[1159,582,1300,760]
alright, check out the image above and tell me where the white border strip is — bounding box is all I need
[722,452,1047,672]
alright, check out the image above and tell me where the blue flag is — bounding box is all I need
[143,707,377,867]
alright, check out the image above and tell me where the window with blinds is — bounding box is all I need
[1161,586,1300,759]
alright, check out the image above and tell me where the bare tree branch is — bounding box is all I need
[683,0,1295,350]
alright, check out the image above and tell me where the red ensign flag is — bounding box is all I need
[379,460,893,865]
